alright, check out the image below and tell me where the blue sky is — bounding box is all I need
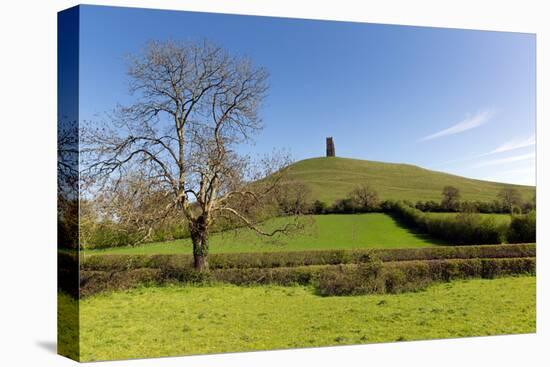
[78,5,536,186]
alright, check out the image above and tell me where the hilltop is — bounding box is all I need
[284,157,535,204]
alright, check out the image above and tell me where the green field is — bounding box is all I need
[67,276,535,361]
[425,212,512,225]
[285,157,535,204]
[84,213,445,255]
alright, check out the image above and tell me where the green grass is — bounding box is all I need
[285,157,535,204]
[425,212,512,225]
[57,290,79,360]
[84,213,445,255]
[67,276,535,361]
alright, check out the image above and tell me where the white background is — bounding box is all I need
[0,0,548,366]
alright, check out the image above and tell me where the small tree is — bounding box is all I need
[332,198,357,213]
[460,201,478,214]
[441,185,461,212]
[276,181,312,215]
[349,184,380,211]
[522,193,536,213]
[497,188,523,214]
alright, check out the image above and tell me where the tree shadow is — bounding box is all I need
[386,213,449,246]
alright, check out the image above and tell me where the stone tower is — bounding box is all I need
[326,137,335,157]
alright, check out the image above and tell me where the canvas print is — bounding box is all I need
[58,5,536,362]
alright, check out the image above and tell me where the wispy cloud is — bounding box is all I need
[419,109,494,142]
[430,134,535,168]
[483,134,536,155]
[473,152,535,168]
[480,165,536,186]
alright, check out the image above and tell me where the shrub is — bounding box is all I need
[160,264,212,283]
[415,200,444,212]
[79,268,162,297]
[380,200,395,212]
[315,262,384,296]
[311,200,329,214]
[315,257,535,296]
[58,251,79,297]
[331,198,358,214]
[212,265,323,286]
[508,211,536,243]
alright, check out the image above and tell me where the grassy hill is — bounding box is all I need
[285,157,535,204]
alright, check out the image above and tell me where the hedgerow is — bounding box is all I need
[374,244,535,262]
[78,256,535,297]
[79,268,162,298]
[79,244,535,271]
[389,201,508,244]
[315,257,535,296]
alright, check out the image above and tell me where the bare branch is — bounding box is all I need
[81,39,303,270]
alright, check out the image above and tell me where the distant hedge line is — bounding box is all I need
[78,257,535,297]
[412,199,535,214]
[78,244,535,271]
[61,244,536,297]
[389,201,536,245]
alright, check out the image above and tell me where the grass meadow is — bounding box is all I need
[70,193,535,362]
[67,276,535,361]
[84,213,446,256]
[285,157,535,204]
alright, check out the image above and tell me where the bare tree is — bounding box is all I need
[58,119,79,249]
[349,184,380,211]
[80,171,186,248]
[441,185,460,212]
[497,188,523,213]
[275,181,312,215]
[82,40,302,271]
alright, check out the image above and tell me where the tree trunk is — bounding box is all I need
[194,254,208,271]
[190,215,209,272]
